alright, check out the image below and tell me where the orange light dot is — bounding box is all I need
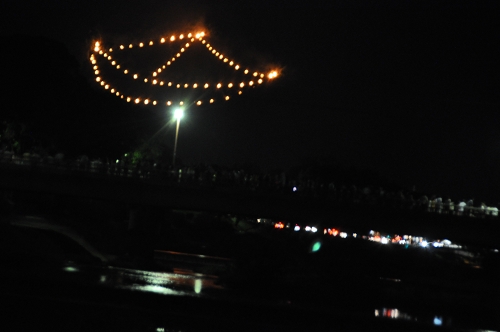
[202,40,206,44]
[191,38,194,42]
[204,83,209,88]
[184,84,188,88]
[209,47,213,50]
[162,65,166,69]
[111,61,116,65]
[109,48,113,52]
[235,65,240,70]
[228,83,233,88]
[244,69,249,74]
[120,45,124,49]
[153,79,157,84]
[120,95,124,99]
[110,88,115,93]
[167,101,172,106]
[212,50,216,54]
[176,84,180,88]
[249,81,254,86]
[179,34,184,39]
[157,68,162,73]
[161,38,165,43]
[153,72,157,77]
[239,82,244,88]
[135,98,140,104]
[185,43,190,47]
[124,69,128,74]
[96,77,101,82]
[149,41,153,46]
[95,70,99,75]
[181,48,185,52]
[229,61,234,66]
[99,50,103,55]
[223,58,228,62]
[209,99,214,103]
[133,74,138,79]
[238,91,242,95]
[253,72,258,76]
[153,101,157,105]
[168,82,172,86]
[179,101,184,105]
[215,52,219,56]
[144,78,148,82]
[196,101,202,105]
[104,84,109,89]
[219,55,223,59]
[176,53,180,57]
[258,79,263,84]
[160,81,164,86]
[225,96,230,101]
[188,33,192,38]
[129,44,133,48]
[116,92,120,96]
[139,42,144,47]
[216,83,222,89]
[193,83,198,88]
[144,99,149,104]
[107,56,112,60]
[170,36,175,41]
[167,61,171,65]
[91,60,96,64]
[127,97,131,102]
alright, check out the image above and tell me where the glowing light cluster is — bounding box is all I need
[89,30,279,107]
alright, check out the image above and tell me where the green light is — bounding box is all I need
[311,241,321,252]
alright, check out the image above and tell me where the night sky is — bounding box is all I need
[1,1,500,204]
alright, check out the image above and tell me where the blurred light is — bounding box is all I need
[129,44,133,48]
[149,41,153,46]
[381,237,388,244]
[239,82,244,88]
[238,91,242,95]
[126,97,131,102]
[433,317,442,326]
[204,83,209,88]
[120,45,124,49]
[153,79,157,84]
[95,77,101,82]
[144,99,149,104]
[188,33,192,38]
[258,79,263,84]
[294,225,301,231]
[111,61,116,65]
[235,65,240,70]
[185,43,190,47]
[153,72,157,77]
[209,99,214,103]
[420,241,428,247]
[104,84,109,89]
[160,38,165,43]
[168,82,172,86]
[311,241,321,252]
[353,233,357,238]
[340,232,347,238]
[305,226,311,232]
[134,98,140,103]
[139,42,144,47]
[229,61,234,66]
[179,101,184,106]
[311,227,318,233]
[159,81,164,85]
[170,36,175,41]
[124,69,129,74]
[184,83,188,88]
[228,83,233,88]
[225,96,230,100]
[179,34,184,39]
[216,83,222,89]
[116,65,120,69]
[274,222,285,229]
[253,72,258,76]
[244,69,249,74]
[174,108,184,120]
[167,101,172,106]
[153,101,157,105]
[144,78,148,82]
[292,186,297,192]
[193,83,198,88]
[196,101,202,105]
[133,74,138,79]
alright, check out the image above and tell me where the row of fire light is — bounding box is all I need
[89,31,279,106]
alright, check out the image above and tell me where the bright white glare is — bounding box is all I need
[305,226,311,232]
[294,225,300,231]
[381,237,388,244]
[340,232,347,238]
[293,186,297,192]
[311,227,318,233]
[174,108,184,120]
[420,241,428,247]
[353,233,357,238]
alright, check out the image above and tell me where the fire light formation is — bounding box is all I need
[89,30,280,107]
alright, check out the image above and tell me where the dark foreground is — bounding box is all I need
[1,211,499,332]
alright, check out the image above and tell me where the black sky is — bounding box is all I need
[1,0,500,203]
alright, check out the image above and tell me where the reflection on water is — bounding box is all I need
[375,308,452,328]
[104,267,222,297]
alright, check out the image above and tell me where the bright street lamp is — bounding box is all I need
[172,108,184,166]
